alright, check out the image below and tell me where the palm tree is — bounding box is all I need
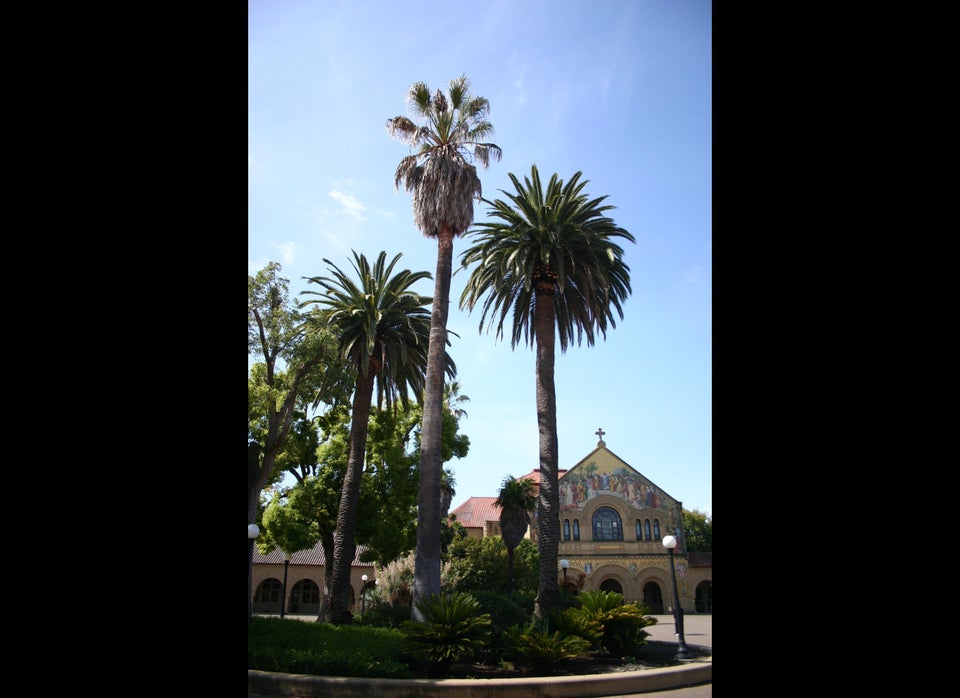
[300,250,438,624]
[387,74,501,620]
[458,164,635,619]
[495,475,537,596]
[443,380,470,421]
[439,468,456,520]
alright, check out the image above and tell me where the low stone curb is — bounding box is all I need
[248,654,711,697]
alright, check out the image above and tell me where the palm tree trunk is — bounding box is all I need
[412,224,454,621]
[316,532,334,621]
[326,370,376,624]
[533,287,561,621]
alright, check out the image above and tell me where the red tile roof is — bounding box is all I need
[252,541,374,569]
[449,497,499,528]
[518,468,569,485]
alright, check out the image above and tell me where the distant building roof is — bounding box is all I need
[449,496,500,528]
[252,541,374,568]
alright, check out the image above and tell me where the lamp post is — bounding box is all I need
[560,559,569,589]
[661,535,690,659]
[360,574,368,614]
[248,523,260,618]
[280,550,292,619]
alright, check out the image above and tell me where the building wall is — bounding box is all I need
[251,563,375,615]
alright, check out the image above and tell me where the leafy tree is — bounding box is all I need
[259,493,318,557]
[444,536,539,600]
[257,380,472,620]
[387,75,501,621]
[248,262,352,526]
[682,508,712,553]
[459,164,635,620]
[299,250,438,624]
[495,475,537,595]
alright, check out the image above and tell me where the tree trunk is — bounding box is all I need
[326,370,376,624]
[412,225,454,621]
[316,532,334,621]
[532,286,561,621]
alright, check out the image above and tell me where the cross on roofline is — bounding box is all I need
[596,427,606,447]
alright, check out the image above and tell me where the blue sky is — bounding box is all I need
[249,0,712,518]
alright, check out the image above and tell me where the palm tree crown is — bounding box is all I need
[496,475,536,548]
[387,74,502,239]
[459,164,635,350]
[496,474,536,595]
[300,250,441,409]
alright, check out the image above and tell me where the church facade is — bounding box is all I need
[450,433,712,614]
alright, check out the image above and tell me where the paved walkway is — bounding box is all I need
[644,613,712,649]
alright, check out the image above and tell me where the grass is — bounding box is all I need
[248,615,707,679]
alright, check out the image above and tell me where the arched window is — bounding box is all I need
[563,519,570,541]
[635,519,643,540]
[254,578,282,603]
[573,519,580,541]
[653,519,661,540]
[644,519,652,541]
[592,507,623,541]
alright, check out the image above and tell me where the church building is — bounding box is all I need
[449,429,712,614]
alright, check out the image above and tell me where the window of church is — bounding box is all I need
[563,519,570,541]
[592,507,623,541]
[644,519,652,541]
[653,519,661,540]
[635,519,642,539]
[573,519,580,541]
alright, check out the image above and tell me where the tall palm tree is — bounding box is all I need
[495,475,537,596]
[300,250,438,624]
[387,74,501,621]
[458,164,635,620]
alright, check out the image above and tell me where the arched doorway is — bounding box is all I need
[695,580,712,613]
[289,579,321,614]
[642,581,664,614]
[599,578,623,595]
[253,578,283,614]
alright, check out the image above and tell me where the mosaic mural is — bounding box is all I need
[559,458,672,511]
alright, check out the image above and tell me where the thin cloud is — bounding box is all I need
[329,190,367,221]
[272,242,296,265]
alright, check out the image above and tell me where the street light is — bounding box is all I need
[661,535,690,659]
[360,574,368,614]
[280,550,292,619]
[248,523,260,618]
[560,559,569,588]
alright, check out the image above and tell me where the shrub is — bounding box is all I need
[247,617,413,678]
[500,620,592,674]
[400,591,493,677]
[355,600,411,628]
[567,590,657,658]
